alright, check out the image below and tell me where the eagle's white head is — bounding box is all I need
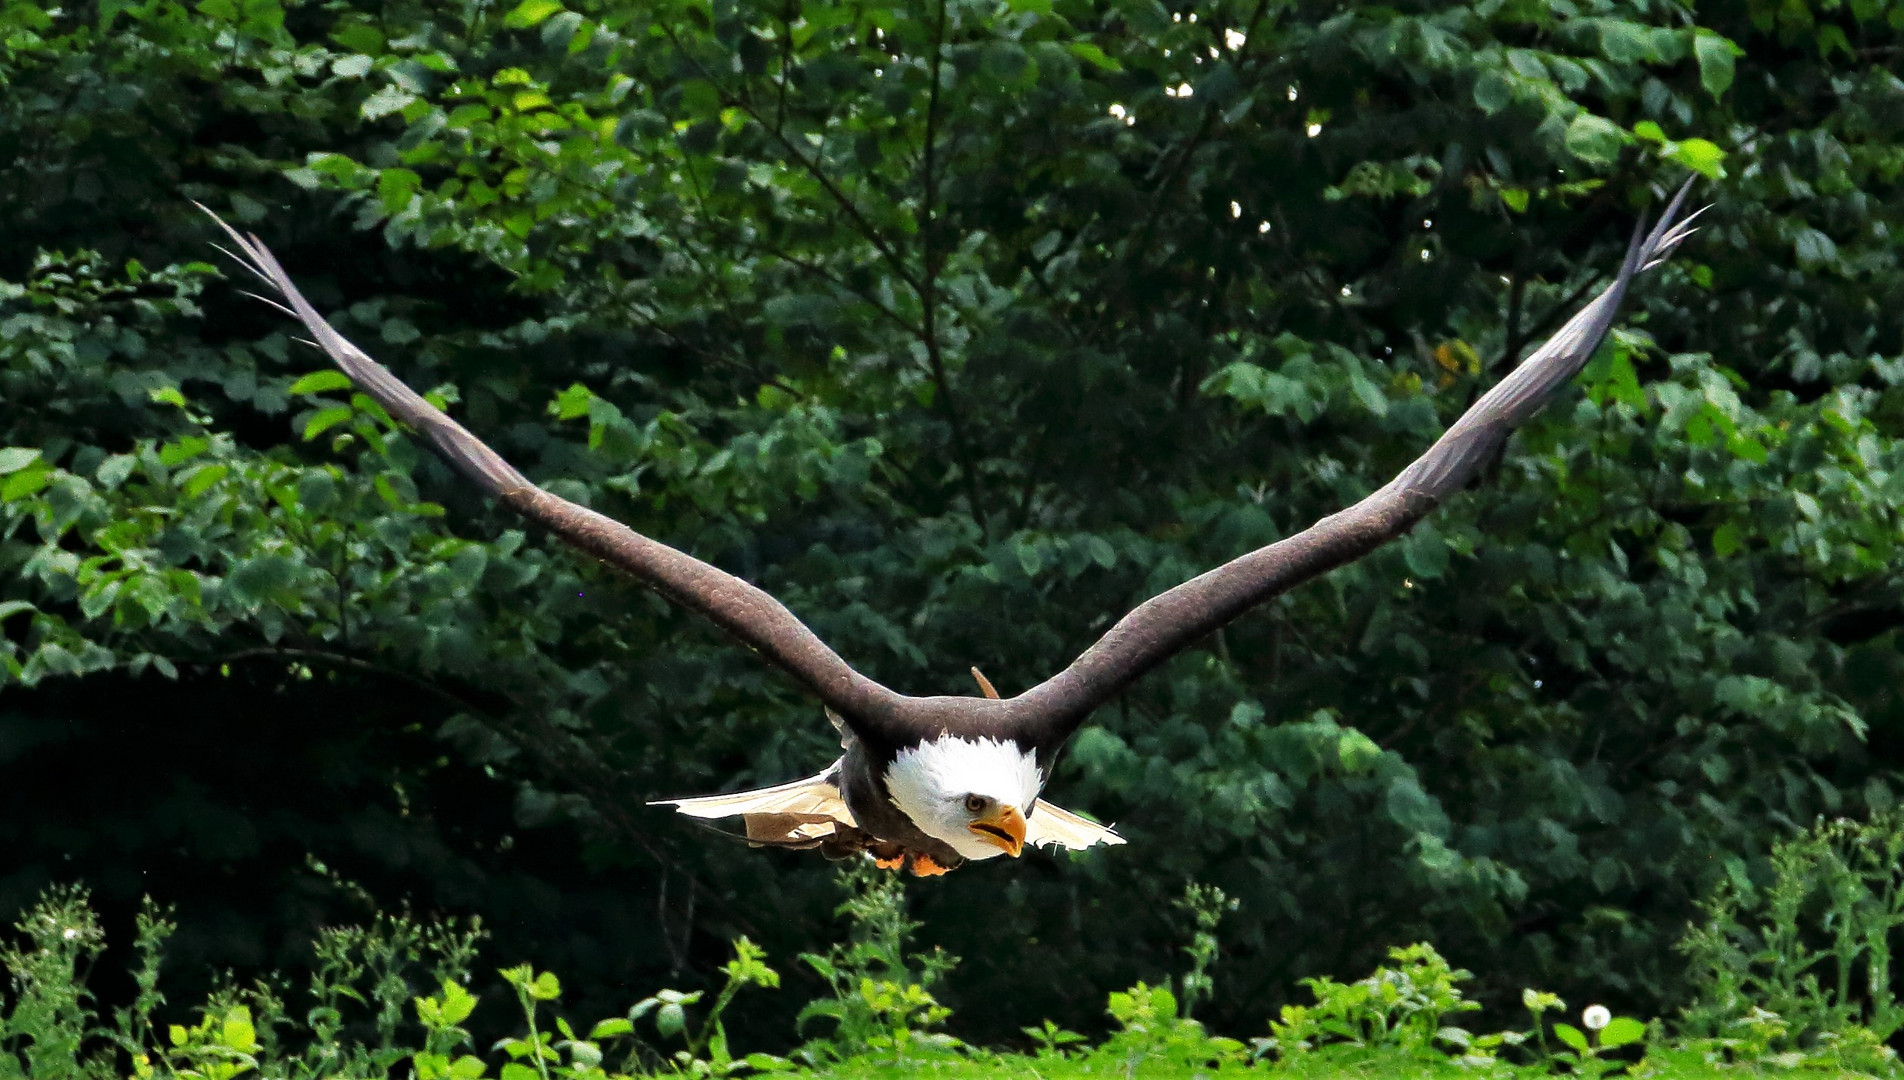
[884,734,1043,860]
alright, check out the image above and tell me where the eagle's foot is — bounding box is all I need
[909,853,952,877]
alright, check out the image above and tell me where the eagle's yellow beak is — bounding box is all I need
[969,804,1026,857]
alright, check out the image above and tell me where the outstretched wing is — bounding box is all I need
[1026,800,1125,851]
[200,209,902,729]
[204,179,1700,754]
[1008,178,1704,744]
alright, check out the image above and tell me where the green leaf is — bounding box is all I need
[222,1007,257,1052]
[1347,371,1387,416]
[1712,522,1745,558]
[1795,228,1838,269]
[1403,532,1449,580]
[1337,729,1382,773]
[0,447,41,475]
[1599,1017,1646,1048]
[0,466,48,503]
[439,980,477,1025]
[655,1001,685,1038]
[529,971,561,1000]
[96,454,136,488]
[1472,70,1511,114]
[1693,31,1740,99]
[362,85,419,121]
[1524,989,1564,1014]
[379,167,422,213]
[553,383,595,421]
[180,464,229,498]
[1066,42,1121,71]
[1563,114,1624,165]
[588,1017,633,1039]
[289,370,354,395]
[303,407,354,441]
[0,601,37,623]
[1664,137,1726,179]
[1553,1023,1588,1052]
[330,22,384,52]
[158,436,209,466]
[503,0,564,28]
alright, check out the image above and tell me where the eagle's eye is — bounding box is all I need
[963,794,988,813]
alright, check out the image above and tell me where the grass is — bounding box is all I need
[7,815,1904,1078]
[805,1053,1875,1079]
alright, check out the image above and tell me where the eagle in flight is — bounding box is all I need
[206,179,1699,876]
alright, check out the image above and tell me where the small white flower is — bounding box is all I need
[1582,1005,1611,1031]
[61,928,78,941]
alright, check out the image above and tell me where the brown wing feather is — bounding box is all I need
[1007,178,1703,744]
[199,208,900,726]
[204,178,1698,752]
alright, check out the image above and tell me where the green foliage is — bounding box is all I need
[1171,883,1235,1020]
[795,865,960,1063]
[1264,943,1484,1062]
[6,884,1904,1079]
[1071,884,1247,1072]
[1545,1002,1649,1080]
[480,959,785,1080]
[1258,945,1664,1077]
[0,889,474,1080]
[0,886,115,1080]
[1677,813,1904,1073]
[1089,981,1247,1073]
[3,0,1904,1043]
[620,939,788,1076]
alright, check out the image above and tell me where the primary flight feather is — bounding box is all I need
[204,177,1700,876]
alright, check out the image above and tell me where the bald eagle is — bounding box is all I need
[204,179,1699,876]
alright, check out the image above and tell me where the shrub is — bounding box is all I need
[1677,812,1904,1073]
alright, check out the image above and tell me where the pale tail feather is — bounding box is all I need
[651,767,856,829]
[1026,799,1124,850]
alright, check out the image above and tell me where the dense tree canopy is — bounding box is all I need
[2,0,1902,1045]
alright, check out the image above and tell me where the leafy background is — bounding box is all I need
[2,0,1902,1050]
